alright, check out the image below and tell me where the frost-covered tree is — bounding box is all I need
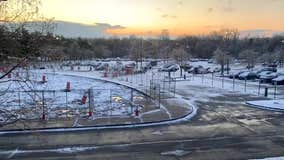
[171,47,190,76]
[239,49,259,70]
[213,48,231,75]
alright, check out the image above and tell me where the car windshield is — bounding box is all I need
[1,0,284,160]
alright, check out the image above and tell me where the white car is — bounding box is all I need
[159,63,179,72]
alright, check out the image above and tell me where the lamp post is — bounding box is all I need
[280,40,284,67]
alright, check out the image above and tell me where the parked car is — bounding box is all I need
[246,65,254,70]
[259,72,278,83]
[268,63,278,68]
[229,71,245,79]
[149,60,158,67]
[180,62,193,71]
[39,66,46,70]
[256,67,277,74]
[189,59,199,62]
[142,62,153,70]
[124,63,135,69]
[159,63,179,72]
[257,71,273,78]
[272,75,284,85]
[208,59,214,64]
[239,71,257,80]
[213,67,221,73]
[189,66,209,74]
[96,63,109,70]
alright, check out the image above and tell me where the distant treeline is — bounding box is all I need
[1,26,284,63]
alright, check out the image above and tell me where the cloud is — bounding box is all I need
[207,8,214,13]
[216,0,236,12]
[222,7,235,12]
[52,21,126,38]
[161,14,177,19]
[178,1,183,5]
[94,23,125,30]
[156,8,162,12]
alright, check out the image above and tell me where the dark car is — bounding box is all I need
[238,71,257,80]
[150,60,158,67]
[259,72,278,83]
[268,63,278,68]
[142,62,153,70]
[189,66,209,74]
[229,71,245,79]
[272,75,284,85]
[256,67,277,74]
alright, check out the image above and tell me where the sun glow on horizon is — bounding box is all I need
[39,0,284,37]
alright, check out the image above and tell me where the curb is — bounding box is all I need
[245,102,284,112]
[0,105,197,135]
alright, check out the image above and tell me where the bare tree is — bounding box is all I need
[0,0,54,127]
[277,44,284,67]
[171,47,189,76]
[239,49,259,70]
[128,36,140,69]
[158,29,171,62]
[213,48,231,75]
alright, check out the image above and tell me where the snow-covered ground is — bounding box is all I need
[0,70,146,120]
[1,59,284,124]
[252,157,284,160]
[246,100,284,111]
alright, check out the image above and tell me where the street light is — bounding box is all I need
[280,40,284,67]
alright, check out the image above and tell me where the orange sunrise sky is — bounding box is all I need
[40,0,284,37]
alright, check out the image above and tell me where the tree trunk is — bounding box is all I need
[226,60,229,75]
[221,63,224,75]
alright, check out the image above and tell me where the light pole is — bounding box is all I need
[280,40,284,67]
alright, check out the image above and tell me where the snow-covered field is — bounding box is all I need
[1,59,284,123]
[0,69,146,120]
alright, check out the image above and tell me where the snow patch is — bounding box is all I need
[252,156,284,160]
[161,149,191,157]
[246,100,284,111]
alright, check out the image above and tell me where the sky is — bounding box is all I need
[39,0,284,37]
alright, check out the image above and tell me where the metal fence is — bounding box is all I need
[0,88,149,120]
[182,73,284,99]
